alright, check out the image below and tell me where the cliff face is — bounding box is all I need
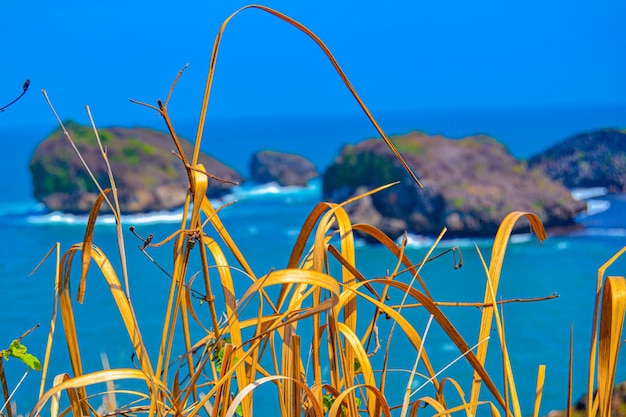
[29,122,244,213]
[528,129,626,193]
[323,132,586,239]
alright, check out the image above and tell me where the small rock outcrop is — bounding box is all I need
[323,132,586,239]
[250,150,318,186]
[545,381,626,417]
[528,129,626,193]
[29,122,244,213]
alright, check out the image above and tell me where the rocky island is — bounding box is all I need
[250,150,319,186]
[323,132,586,239]
[528,129,626,193]
[29,122,244,213]
[31,122,621,239]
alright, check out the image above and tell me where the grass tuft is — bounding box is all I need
[2,5,624,417]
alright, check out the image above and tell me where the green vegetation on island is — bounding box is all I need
[29,121,244,213]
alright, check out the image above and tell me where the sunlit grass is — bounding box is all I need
[2,5,625,417]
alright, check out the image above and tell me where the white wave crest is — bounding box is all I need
[575,228,626,237]
[27,208,187,226]
[229,179,321,201]
[580,199,611,217]
[571,187,608,200]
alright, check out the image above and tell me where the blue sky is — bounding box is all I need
[1,1,625,129]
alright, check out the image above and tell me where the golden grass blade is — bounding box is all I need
[469,211,546,414]
[239,268,342,305]
[532,365,546,417]
[282,201,340,387]
[0,359,11,417]
[79,188,110,304]
[216,344,235,417]
[312,204,360,400]
[587,245,626,414]
[85,107,132,299]
[224,375,325,417]
[201,198,256,281]
[311,203,342,271]
[50,373,68,417]
[28,243,62,399]
[291,335,302,417]
[479,248,521,417]
[412,337,489,397]
[338,280,437,391]
[30,368,154,417]
[308,183,399,269]
[194,5,422,188]
[337,322,378,416]
[180,165,219,396]
[286,183,399,274]
[189,164,208,228]
[401,315,434,417]
[58,249,87,394]
[353,277,509,408]
[596,276,626,417]
[353,223,433,298]
[61,244,153,375]
[229,295,338,344]
[302,187,403,391]
[64,374,84,417]
[327,244,382,300]
[438,377,469,415]
[197,235,222,337]
[410,396,448,416]
[182,273,212,335]
[327,384,392,417]
[426,400,492,417]
[154,243,187,403]
[287,202,333,270]
[567,328,573,417]
[489,402,505,417]
[43,95,135,300]
[201,235,253,416]
[203,268,342,415]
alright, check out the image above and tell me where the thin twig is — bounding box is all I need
[411,337,491,396]
[388,293,560,309]
[86,106,132,299]
[0,369,29,416]
[165,64,189,108]
[15,324,40,343]
[0,79,29,113]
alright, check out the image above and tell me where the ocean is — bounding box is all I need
[1,105,626,416]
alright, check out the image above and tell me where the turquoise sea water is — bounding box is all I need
[1,105,626,416]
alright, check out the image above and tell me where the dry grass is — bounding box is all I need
[2,5,625,417]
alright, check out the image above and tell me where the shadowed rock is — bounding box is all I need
[528,129,626,193]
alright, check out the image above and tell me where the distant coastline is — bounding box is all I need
[1,104,624,210]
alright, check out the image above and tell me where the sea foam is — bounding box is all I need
[22,180,321,226]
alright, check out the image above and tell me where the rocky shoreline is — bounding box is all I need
[29,123,626,237]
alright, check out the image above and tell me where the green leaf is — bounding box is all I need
[19,353,42,371]
[7,340,27,357]
[2,340,42,371]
